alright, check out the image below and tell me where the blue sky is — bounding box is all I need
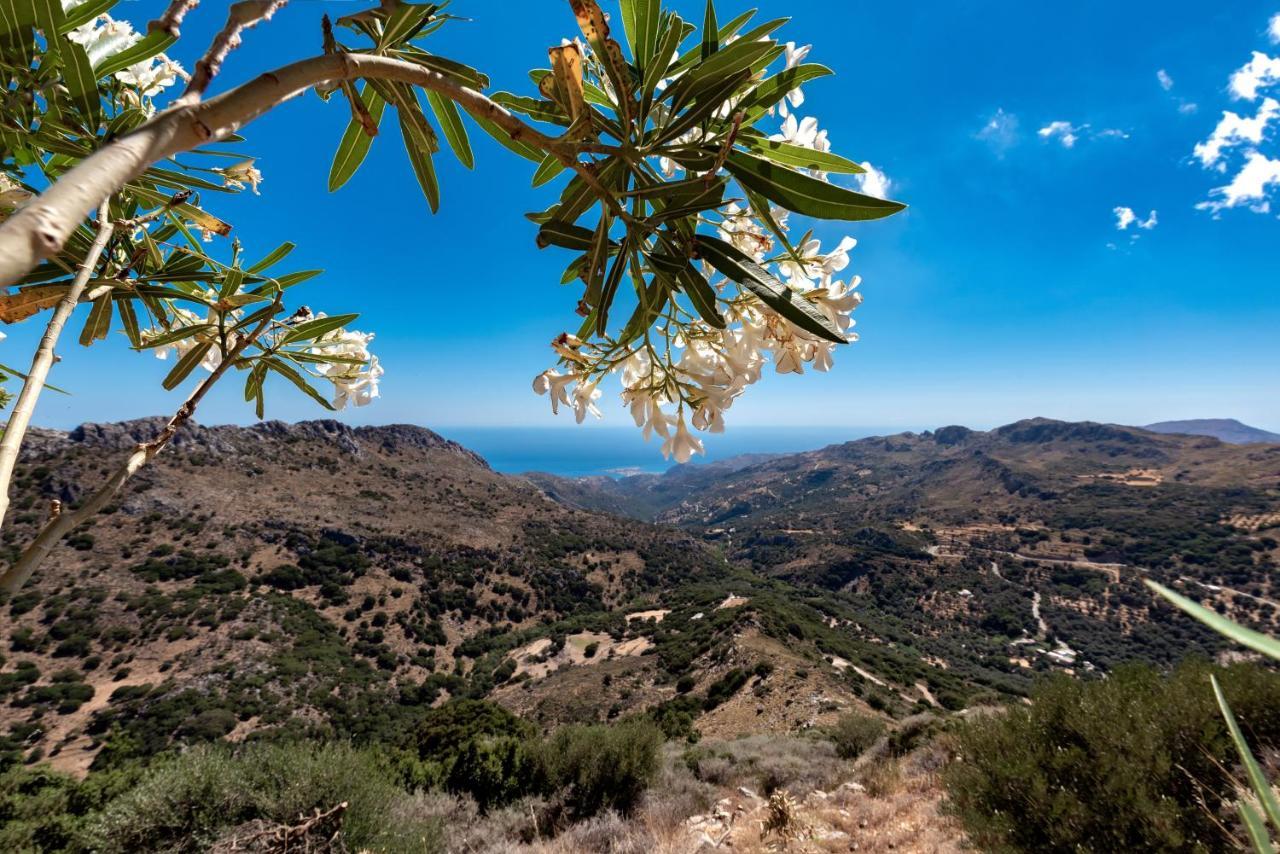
[12,0,1280,446]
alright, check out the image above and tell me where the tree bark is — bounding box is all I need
[0,201,114,528]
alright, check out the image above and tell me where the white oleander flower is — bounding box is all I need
[779,42,812,116]
[116,54,184,97]
[69,16,140,66]
[145,306,230,373]
[571,378,602,423]
[218,159,263,194]
[309,322,382,408]
[661,412,705,464]
[533,369,575,415]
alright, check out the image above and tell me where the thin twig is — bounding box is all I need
[180,0,289,104]
[113,189,192,230]
[149,0,201,37]
[0,301,281,593]
[0,201,114,531]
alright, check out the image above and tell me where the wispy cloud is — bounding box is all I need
[1197,151,1280,214]
[1038,121,1080,147]
[1193,14,1280,215]
[1230,51,1280,100]
[976,109,1019,155]
[1037,121,1129,148]
[1193,98,1280,168]
[1157,69,1174,91]
[1114,206,1158,231]
[855,162,892,199]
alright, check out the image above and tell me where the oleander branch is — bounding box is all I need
[0,52,625,288]
[149,0,201,38]
[0,200,115,530]
[0,300,282,594]
[178,0,290,105]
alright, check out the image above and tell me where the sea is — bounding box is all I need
[435,426,908,478]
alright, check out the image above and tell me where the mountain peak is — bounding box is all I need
[1143,418,1280,445]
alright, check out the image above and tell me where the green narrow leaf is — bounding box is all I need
[140,323,215,350]
[537,220,597,251]
[1213,675,1280,835]
[741,64,833,120]
[94,30,175,78]
[531,153,566,187]
[161,341,212,390]
[697,234,844,343]
[1146,581,1280,662]
[398,105,441,212]
[78,293,112,345]
[379,2,434,47]
[328,86,386,192]
[725,151,905,221]
[280,313,358,346]
[739,133,866,174]
[462,107,544,162]
[244,361,267,402]
[218,267,244,300]
[118,298,141,347]
[582,212,613,310]
[595,235,631,336]
[701,0,718,59]
[641,15,686,108]
[247,242,296,274]
[62,41,100,130]
[426,90,474,169]
[677,262,725,329]
[266,358,337,410]
[1239,797,1275,854]
[60,0,115,32]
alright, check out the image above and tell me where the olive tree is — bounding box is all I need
[0,0,903,592]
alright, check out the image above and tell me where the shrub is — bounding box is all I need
[829,712,885,759]
[85,741,440,853]
[945,660,1280,853]
[539,720,662,819]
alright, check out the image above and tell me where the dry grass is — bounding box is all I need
[389,736,967,853]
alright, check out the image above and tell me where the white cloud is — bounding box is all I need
[1037,121,1128,148]
[1229,51,1280,100]
[1038,121,1079,147]
[855,162,891,199]
[1157,69,1174,91]
[1114,206,1158,230]
[976,109,1019,155]
[1192,97,1279,167]
[1270,13,1280,44]
[1196,150,1280,213]
[1178,101,1199,115]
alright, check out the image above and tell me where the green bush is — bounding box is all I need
[445,735,538,811]
[945,660,1280,853]
[85,741,441,853]
[829,712,885,759]
[539,719,662,819]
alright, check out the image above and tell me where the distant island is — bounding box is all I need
[1144,418,1280,444]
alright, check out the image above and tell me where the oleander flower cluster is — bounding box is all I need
[142,304,382,411]
[534,39,866,464]
[61,2,186,115]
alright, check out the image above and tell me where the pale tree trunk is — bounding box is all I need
[0,201,114,528]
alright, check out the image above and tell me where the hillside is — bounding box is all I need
[1144,418,1280,444]
[3,417,1278,793]
[534,418,1280,679]
[0,419,738,773]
